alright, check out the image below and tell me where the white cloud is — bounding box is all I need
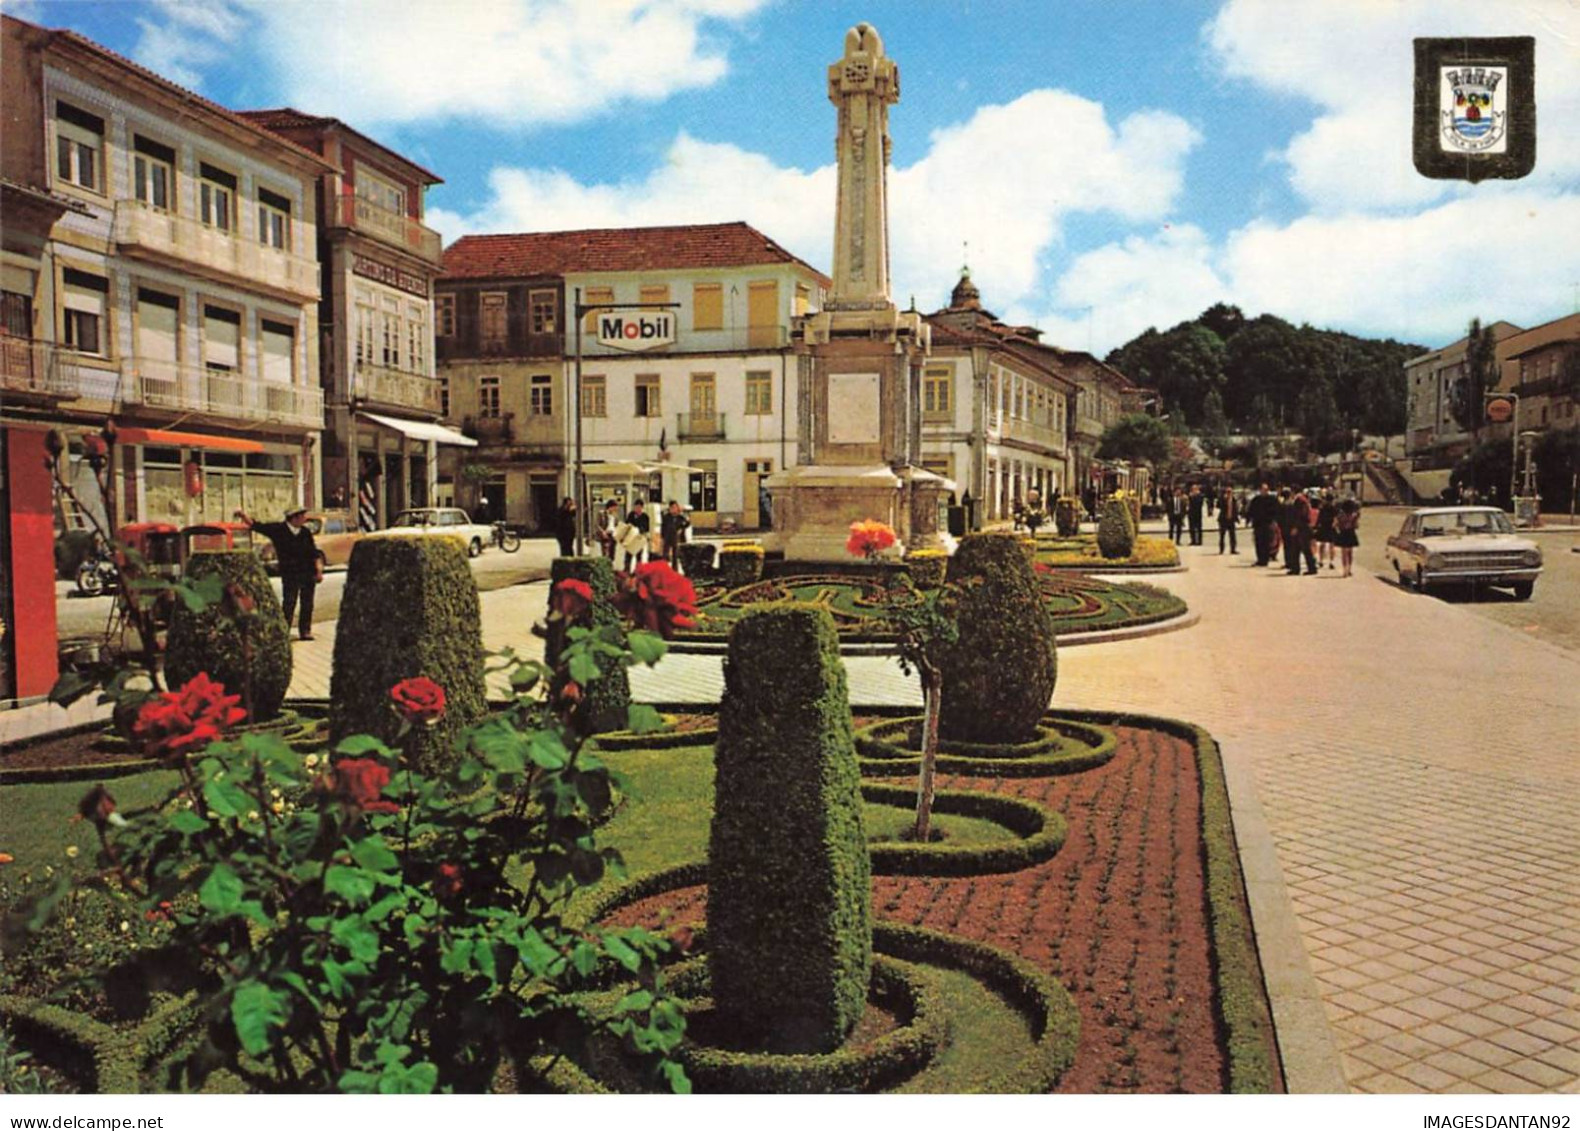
[131,0,244,90]
[242,0,768,128]
[432,90,1201,325]
[1206,0,1580,212]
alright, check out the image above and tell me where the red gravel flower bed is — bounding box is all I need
[604,723,1237,1093]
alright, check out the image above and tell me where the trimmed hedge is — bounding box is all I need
[329,536,486,775]
[717,544,764,589]
[165,551,292,722]
[546,556,631,735]
[938,533,1058,746]
[708,604,871,1054]
[677,542,717,578]
[863,783,1067,876]
[855,715,1118,779]
[1096,498,1136,559]
[903,549,947,589]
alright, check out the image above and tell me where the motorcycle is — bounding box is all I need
[74,540,118,595]
[491,521,521,553]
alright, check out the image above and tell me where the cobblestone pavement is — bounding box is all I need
[272,542,1577,1093]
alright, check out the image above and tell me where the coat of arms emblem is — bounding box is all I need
[1441,66,1508,153]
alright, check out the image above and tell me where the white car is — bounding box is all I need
[1385,506,1542,599]
[381,507,495,558]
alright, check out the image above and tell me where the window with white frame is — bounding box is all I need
[380,295,400,368]
[55,103,103,192]
[203,305,241,373]
[923,365,951,417]
[745,370,772,415]
[439,374,450,417]
[479,375,501,418]
[355,290,375,368]
[530,374,553,416]
[406,302,427,374]
[480,292,508,350]
[529,289,556,336]
[260,320,295,383]
[257,187,292,250]
[61,268,108,355]
[200,163,237,232]
[133,136,175,210]
[581,375,606,417]
[354,167,405,216]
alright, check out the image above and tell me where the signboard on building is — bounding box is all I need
[596,311,675,352]
[1485,396,1515,423]
[352,254,429,298]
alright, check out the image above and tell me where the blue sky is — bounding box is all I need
[12,0,1579,354]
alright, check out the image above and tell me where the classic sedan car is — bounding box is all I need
[380,507,494,557]
[1385,506,1542,599]
[258,510,362,573]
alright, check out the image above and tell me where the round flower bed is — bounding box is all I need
[854,714,1118,778]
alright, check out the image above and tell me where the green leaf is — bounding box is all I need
[335,734,393,758]
[403,914,428,947]
[516,929,558,976]
[440,937,474,975]
[350,838,399,873]
[365,893,406,923]
[199,863,244,915]
[202,776,254,820]
[470,718,527,774]
[231,981,289,1057]
[627,631,667,666]
[324,865,375,906]
[624,703,666,735]
[277,971,322,1010]
[568,941,599,978]
[615,989,655,1013]
[379,1061,438,1095]
[338,1070,380,1093]
[603,935,642,973]
[508,667,541,692]
[526,731,569,770]
[662,1059,692,1095]
[330,916,381,964]
[566,651,602,685]
[168,810,209,834]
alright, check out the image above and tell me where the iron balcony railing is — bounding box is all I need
[126,357,323,429]
[354,360,442,414]
[113,200,320,302]
[0,336,81,400]
[334,194,443,265]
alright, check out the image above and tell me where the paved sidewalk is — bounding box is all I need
[279,549,1580,1093]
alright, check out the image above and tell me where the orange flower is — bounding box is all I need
[845,519,897,561]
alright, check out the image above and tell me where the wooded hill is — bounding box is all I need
[1105,304,1426,449]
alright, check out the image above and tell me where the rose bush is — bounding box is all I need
[131,672,247,764]
[846,519,897,561]
[615,561,697,638]
[389,676,446,727]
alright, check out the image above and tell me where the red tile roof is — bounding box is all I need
[441,222,830,284]
[237,107,443,185]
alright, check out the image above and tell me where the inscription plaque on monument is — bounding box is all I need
[827,373,881,444]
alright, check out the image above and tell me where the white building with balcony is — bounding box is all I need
[922,271,1077,523]
[437,223,828,532]
[239,109,464,528]
[1,15,331,528]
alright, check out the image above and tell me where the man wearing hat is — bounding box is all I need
[236,505,323,641]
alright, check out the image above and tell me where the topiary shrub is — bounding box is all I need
[709,604,871,1054]
[1096,498,1136,560]
[165,550,292,722]
[937,532,1058,745]
[717,544,764,589]
[1054,497,1080,537]
[903,548,946,589]
[545,556,630,735]
[329,536,486,775]
[677,541,716,578]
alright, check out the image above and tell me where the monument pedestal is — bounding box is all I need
[764,462,953,562]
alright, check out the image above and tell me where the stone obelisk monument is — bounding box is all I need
[764,23,951,561]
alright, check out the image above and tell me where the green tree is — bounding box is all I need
[1096,413,1171,466]
[1106,323,1225,425]
[1199,302,1247,342]
[1451,317,1498,438]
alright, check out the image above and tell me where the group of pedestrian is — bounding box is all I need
[588,497,692,571]
[1242,483,1359,577]
[1166,483,1213,546]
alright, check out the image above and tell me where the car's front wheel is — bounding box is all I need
[468,537,483,558]
[1415,566,1428,593]
[1511,580,1535,600]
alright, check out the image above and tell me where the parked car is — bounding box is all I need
[258,510,361,573]
[379,507,494,557]
[1385,506,1542,599]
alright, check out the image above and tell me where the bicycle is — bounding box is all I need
[491,521,521,553]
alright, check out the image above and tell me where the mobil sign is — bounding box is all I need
[596,310,676,352]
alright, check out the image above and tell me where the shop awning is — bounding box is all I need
[114,427,265,454]
[581,460,702,479]
[360,411,477,447]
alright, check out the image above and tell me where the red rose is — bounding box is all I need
[846,519,897,561]
[332,758,399,814]
[551,578,594,621]
[390,676,446,726]
[433,862,464,898]
[618,561,698,638]
[132,673,246,763]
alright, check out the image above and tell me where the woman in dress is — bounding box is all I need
[1333,496,1361,578]
[1313,490,1338,570]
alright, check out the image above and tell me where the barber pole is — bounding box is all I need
[358,480,377,532]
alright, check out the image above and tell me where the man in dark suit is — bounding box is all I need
[236,506,322,641]
[1186,483,1206,546]
[1245,483,1280,566]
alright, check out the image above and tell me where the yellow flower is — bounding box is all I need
[271,800,286,815]
[119,920,130,933]
[247,810,260,823]
[65,845,79,859]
